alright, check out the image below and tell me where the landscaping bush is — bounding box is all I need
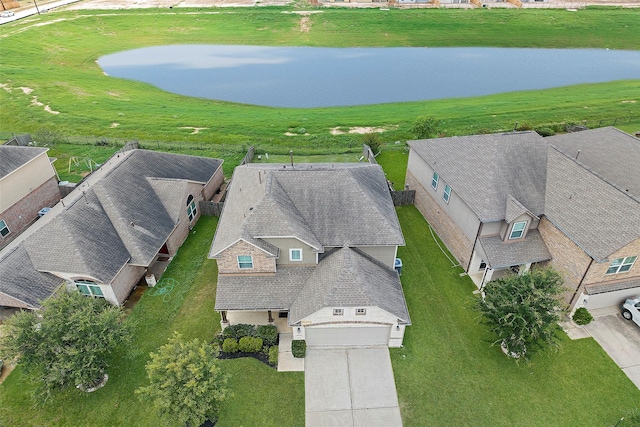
[268,346,279,366]
[256,325,278,346]
[572,307,594,325]
[238,337,263,353]
[222,324,255,340]
[222,338,239,353]
[535,127,555,137]
[291,340,306,358]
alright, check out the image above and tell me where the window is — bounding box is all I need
[186,195,197,222]
[606,256,638,275]
[0,219,9,237]
[509,221,527,240]
[333,308,344,316]
[289,248,302,262]
[74,279,104,298]
[443,184,451,203]
[356,308,366,315]
[431,172,439,190]
[237,255,253,269]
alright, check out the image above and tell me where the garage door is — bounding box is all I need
[585,287,640,310]
[305,325,391,347]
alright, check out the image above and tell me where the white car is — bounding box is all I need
[1,11,15,18]
[622,297,640,327]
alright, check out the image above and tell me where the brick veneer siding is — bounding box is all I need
[0,177,60,249]
[216,240,276,274]
[406,170,473,269]
[537,217,593,305]
[583,237,640,285]
[110,265,147,305]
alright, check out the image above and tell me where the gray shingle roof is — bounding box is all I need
[408,132,547,222]
[547,127,640,200]
[210,163,404,258]
[478,229,551,269]
[0,245,62,309]
[505,195,537,224]
[545,146,640,261]
[586,278,640,295]
[0,149,223,306]
[0,145,48,179]
[289,247,410,324]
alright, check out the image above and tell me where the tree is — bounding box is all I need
[136,332,231,426]
[0,292,130,398]
[411,115,441,139]
[362,132,383,156]
[475,267,566,360]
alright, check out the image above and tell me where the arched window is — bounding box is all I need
[186,195,197,222]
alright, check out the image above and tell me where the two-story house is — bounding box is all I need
[0,149,224,309]
[209,163,411,347]
[0,145,61,249]
[406,127,640,312]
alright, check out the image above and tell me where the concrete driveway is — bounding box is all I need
[584,313,640,389]
[305,347,402,427]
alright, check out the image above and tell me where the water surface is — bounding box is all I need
[98,45,640,108]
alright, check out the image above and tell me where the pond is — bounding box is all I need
[98,45,640,108]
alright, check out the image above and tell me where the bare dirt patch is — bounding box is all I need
[179,126,209,134]
[300,16,310,33]
[330,125,398,135]
[19,86,34,95]
[110,122,120,128]
[622,100,637,103]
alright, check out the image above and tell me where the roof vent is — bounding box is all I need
[575,150,581,160]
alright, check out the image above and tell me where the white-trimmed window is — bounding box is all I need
[0,219,9,237]
[74,279,104,298]
[356,308,366,315]
[237,255,253,269]
[509,221,527,240]
[606,256,637,275]
[289,248,302,262]
[186,195,197,222]
[443,184,452,203]
[333,308,344,316]
[431,172,439,190]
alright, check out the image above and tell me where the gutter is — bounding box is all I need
[569,257,594,308]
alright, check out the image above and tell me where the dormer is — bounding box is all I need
[500,195,540,242]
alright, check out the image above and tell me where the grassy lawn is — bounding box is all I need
[1,8,639,146]
[0,216,305,426]
[392,206,640,426]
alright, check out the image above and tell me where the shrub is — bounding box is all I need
[411,116,442,139]
[515,122,532,131]
[268,346,279,366]
[238,337,263,353]
[222,338,239,353]
[362,132,383,155]
[535,127,555,137]
[222,323,255,340]
[572,307,594,325]
[292,340,306,358]
[256,325,278,346]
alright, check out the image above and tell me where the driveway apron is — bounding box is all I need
[305,347,402,427]
[584,313,640,389]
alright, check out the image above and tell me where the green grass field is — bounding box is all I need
[1,7,640,151]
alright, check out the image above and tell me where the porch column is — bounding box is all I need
[520,263,532,275]
[268,310,273,323]
[482,268,494,287]
[221,311,228,323]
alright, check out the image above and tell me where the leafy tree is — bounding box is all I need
[411,115,442,139]
[0,292,130,398]
[362,132,383,156]
[136,332,231,426]
[475,267,566,360]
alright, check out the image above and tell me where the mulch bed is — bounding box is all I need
[217,350,275,369]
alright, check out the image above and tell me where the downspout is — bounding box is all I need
[569,258,594,308]
[466,221,483,273]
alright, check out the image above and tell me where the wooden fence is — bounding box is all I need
[391,190,415,206]
[362,144,377,164]
[240,146,255,166]
[199,201,225,217]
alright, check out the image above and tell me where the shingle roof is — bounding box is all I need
[547,127,640,201]
[210,163,404,258]
[478,229,551,269]
[0,145,48,179]
[408,131,547,222]
[545,146,640,261]
[586,278,640,295]
[505,195,538,224]
[289,247,411,324]
[0,245,62,309]
[0,149,223,307]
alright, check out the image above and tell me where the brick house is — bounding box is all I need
[0,145,61,250]
[406,127,640,312]
[0,149,224,309]
[209,163,411,347]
